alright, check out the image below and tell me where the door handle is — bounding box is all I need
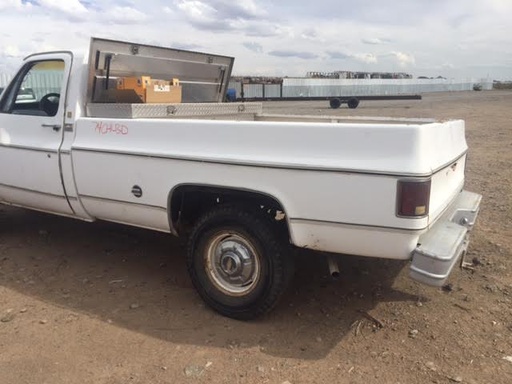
[42,124,61,132]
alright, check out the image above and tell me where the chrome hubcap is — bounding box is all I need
[205,233,260,296]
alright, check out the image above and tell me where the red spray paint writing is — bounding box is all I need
[95,121,129,135]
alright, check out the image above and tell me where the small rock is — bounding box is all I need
[205,361,212,368]
[1,310,15,323]
[257,366,265,373]
[19,308,28,313]
[472,257,482,266]
[449,376,463,383]
[408,329,419,338]
[425,361,437,371]
[503,356,512,363]
[184,365,204,378]
[161,366,167,371]
[39,319,48,324]
[316,337,322,343]
[416,301,423,307]
[282,381,292,384]
[442,284,453,293]
[484,284,499,293]
[129,303,140,309]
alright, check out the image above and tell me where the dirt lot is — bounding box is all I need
[0,91,511,384]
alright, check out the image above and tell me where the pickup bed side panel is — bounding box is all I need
[71,149,423,258]
[70,117,462,259]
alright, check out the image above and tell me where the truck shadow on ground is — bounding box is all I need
[0,207,426,359]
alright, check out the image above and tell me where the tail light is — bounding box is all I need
[397,179,431,217]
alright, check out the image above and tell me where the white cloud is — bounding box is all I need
[300,28,319,41]
[243,41,263,53]
[0,0,30,10]
[269,50,319,60]
[38,0,88,14]
[103,6,148,24]
[176,0,215,23]
[393,51,415,67]
[352,53,378,64]
[174,0,272,34]
[440,63,456,70]
[3,45,20,58]
[362,37,390,45]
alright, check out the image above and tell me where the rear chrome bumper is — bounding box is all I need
[410,190,482,286]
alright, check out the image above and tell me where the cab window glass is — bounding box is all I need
[1,60,64,117]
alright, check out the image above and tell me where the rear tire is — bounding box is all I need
[329,98,342,109]
[347,97,360,109]
[186,204,293,320]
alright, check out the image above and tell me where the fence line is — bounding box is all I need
[2,72,494,99]
[229,78,493,99]
[0,73,12,88]
[0,72,61,97]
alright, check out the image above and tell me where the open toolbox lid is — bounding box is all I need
[87,37,234,104]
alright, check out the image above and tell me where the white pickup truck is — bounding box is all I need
[0,38,481,319]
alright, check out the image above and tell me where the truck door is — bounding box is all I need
[0,53,73,215]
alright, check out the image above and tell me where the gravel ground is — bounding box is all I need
[0,90,511,384]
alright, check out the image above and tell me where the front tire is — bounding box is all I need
[186,205,293,320]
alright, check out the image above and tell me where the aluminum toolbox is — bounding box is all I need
[86,102,263,119]
[87,37,234,105]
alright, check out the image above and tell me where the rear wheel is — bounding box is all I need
[347,97,360,109]
[329,98,342,109]
[186,204,293,320]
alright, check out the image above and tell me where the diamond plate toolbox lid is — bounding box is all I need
[87,37,234,105]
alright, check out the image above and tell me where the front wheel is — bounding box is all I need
[186,205,293,320]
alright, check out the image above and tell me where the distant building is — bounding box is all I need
[306,71,413,79]
[230,76,283,84]
[231,70,414,84]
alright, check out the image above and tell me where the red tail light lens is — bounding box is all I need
[397,179,431,217]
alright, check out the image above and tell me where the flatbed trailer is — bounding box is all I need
[235,94,422,109]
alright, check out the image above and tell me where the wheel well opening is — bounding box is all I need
[169,185,289,237]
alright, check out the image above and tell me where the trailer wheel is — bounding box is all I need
[186,204,293,320]
[329,98,342,109]
[347,98,360,109]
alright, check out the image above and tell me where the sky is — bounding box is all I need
[0,0,511,80]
